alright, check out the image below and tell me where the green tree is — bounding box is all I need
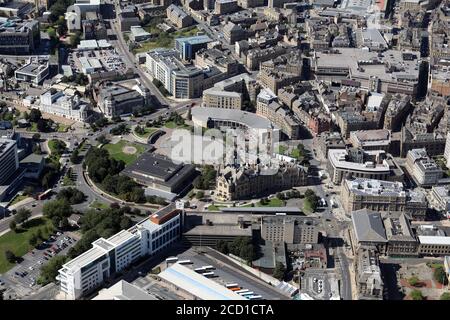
[434,266,449,285]
[29,234,38,247]
[69,31,82,47]
[37,255,69,285]
[9,221,17,232]
[5,250,16,263]
[440,292,450,300]
[410,289,424,300]
[29,109,42,122]
[408,276,420,287]
[216,240,229,254]
[196,191,205,199]
[273,262,286,280]
[14,208,31,224]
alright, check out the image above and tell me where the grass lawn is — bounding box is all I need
[62,175,75,186]
[10,195,29,206]
[163,121,191,130]
[103,140,147,165]
[135,127,157,138]
[26,123,38,132]
[0,217,53,273]
[208,205,225,211]
[133,26,199,54]
[257,198,284,207]
[90,200,110,210]
[57,124,70,132]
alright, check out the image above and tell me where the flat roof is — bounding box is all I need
[192,106,279,130]
[221,207,302,213]
[418,236,450,245]
[159,263,247,300]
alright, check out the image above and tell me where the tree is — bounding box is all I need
[216,240,229,254]
[57,187,85,205]
[32,133,41,141]
[97,134,108,145]
[408,276,420,287]
[14,208,31,224]
[29,234,38,247]
[43,199,73,225]
[37,255,69,285]
[60,217,70,230]
[440,292,450,300]
[5,250,16,263]
[69,31,82,47]
[29,109,42,122]
[434,266,449,285]
[70,149,80,164]
[410,289,424,300]
[196,191,205,199]
[23,186,35,196]
[9,221,17,232]
[37,119,49,132]
[273,262,286,280]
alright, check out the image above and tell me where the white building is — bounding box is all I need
[15,57,49,85]
[38,89,90,122]
[57,205,181,300]
[405,148,443,187]
[444,133,450,168]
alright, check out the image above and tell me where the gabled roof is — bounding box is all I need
[352,209,387,243]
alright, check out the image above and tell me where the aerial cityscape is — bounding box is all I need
[0,0,449,303]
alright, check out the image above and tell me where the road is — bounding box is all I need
[335,247,352,300]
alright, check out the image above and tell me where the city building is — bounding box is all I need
[118,7,140,32]
[416,225,450,256]
[175,35,212,61]
[260,216,319,244]
[38,89,90,122]
[93,280,158,300]
[349,130,391,152]
[215,0,239,14]
[430,186,450,215]
[145,48,204,98]
[444,132,450,168]
[355,247,384,300]
[405,148,443,187]
[215,162,308,201]
[384,214,418,257]
[166,4,193,28]
[159,263,247,300]
[0,138,18,185]
[182,212,253,247]
[314,49,421,96]
[0,19,40,55]
[129,26,152,42]
[256,89,303,139]
[341,178,428,220]
[351,209,388,253]
[327,148,404,185]
[58,204,182,299]
[97,82,150,119]
[122,152,196,199]
[14,57,49,85]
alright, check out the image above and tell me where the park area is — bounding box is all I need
[398,261,449,300]
[103,140,147,165]
[0,218,53,273]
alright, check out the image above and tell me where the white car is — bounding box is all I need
[28,266,34,271]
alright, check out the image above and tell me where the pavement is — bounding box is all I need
[0,231,78,299]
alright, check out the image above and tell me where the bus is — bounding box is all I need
[225,283,239,289]
[178,260,192,265]
[166,257,178,264]
[229,287,241,291]
[194,267,206,273]
[202,272,215,277]
[202,265,215,270]
[247,295,262,300]
[240,291,254,296]
[235,289,250,294]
